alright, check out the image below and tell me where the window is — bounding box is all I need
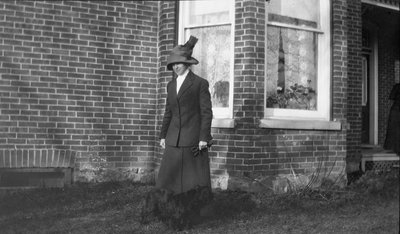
[179,0,234,120]
[264,0,331,121]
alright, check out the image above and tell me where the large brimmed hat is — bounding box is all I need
[166,36,199,70]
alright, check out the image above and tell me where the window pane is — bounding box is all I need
[266,26,318,110]
[188,1,230,25]
[186,25,231,108]
[268,0,319,28]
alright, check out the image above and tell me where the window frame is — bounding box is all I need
[264,0,332,121]
[178,0,235,120]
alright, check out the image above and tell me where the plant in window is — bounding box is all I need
[267,80,317,110]
[266,86,289,108]
[213,80,229,107]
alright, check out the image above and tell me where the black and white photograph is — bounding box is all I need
[0,0,399,233]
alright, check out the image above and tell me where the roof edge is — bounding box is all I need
[362,0,400,11]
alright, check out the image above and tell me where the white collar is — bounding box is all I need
[177,69,189,80]
[176,69,189,93]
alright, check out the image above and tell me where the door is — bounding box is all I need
[361,54,370,144]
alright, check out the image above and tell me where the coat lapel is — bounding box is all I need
[177,71,194,99]
[169,78,178,100]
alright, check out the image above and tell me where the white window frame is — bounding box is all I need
[362,56,368,106]
[178,0,235,122]
[264,0,332,122]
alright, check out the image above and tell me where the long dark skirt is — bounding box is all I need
[384,103,400,155]
[156,145,211,194]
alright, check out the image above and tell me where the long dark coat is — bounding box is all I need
[156,70,213,194]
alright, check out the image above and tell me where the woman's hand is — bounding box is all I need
[160,139,165,149]
[199,141,207,150]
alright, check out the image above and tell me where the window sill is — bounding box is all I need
[212,118,235,128]
[259,118,341,131]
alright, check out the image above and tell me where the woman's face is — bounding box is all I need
[172,63,189,76]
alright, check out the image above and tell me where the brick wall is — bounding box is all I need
[0,0,160,181]
[1,0,354,186]
[0,149,75,168]
[155,0,348,186]
[153,0,349,188]
[155,1,177,168]
[346,0,362,164]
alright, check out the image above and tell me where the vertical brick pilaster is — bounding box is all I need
[155,1,177,164]
[346,0,362,164]
[234,0,265,127]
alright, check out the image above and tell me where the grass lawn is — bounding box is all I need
[0,171,398,234]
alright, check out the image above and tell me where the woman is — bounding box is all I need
[384,83,400,155]
[156,36,213,194]
[140,36,214,229]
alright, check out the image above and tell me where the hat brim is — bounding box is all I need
[167,55,199,70]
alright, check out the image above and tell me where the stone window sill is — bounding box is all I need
[212,118,235,128]
[259,118,342,130]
